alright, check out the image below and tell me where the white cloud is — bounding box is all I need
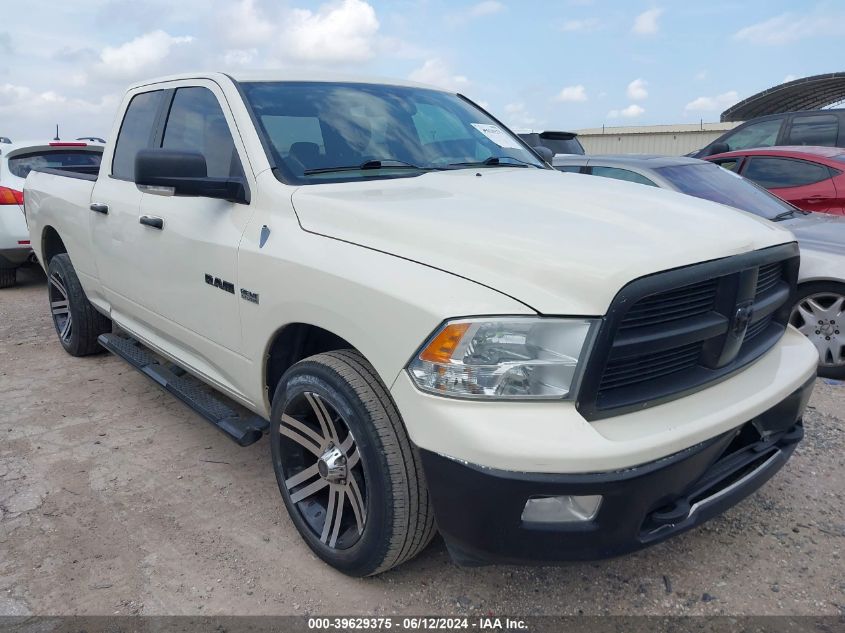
[554,85,588,102]
[283,0,380,63]
[561,18,600,32]
[222,0,275,47]
[783,74,798,83]
[0,83,119,138]
[684,90,740,112]
[409,59,468,91]
[694,69,707,81]
[96,30,194,79]
[448,1,505,25]
[223,48,259,67]
[503,102,540,129]
[734,13,845,45]
[608,104,645,119]
[626,78,648,101]
[632,8,663,35]
[468,1,505,18]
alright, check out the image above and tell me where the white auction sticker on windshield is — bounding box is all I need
[471,123,522,149]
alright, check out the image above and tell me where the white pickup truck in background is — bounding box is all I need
[24,72,818,576]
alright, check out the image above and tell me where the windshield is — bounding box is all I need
[656,162,798,220]
[240,81,545,183]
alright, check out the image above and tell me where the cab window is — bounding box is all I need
[112,90,164,180]
[721,118,782,151]
[786,114,839,147]
[161,87,244,179]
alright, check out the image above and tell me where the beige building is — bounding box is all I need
[575,122,741,156]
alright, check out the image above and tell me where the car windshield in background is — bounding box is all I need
[240,82,544,183]
[656,163,796,220]
[7,150,102,179]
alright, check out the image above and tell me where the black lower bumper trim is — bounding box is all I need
[420,375,814,566]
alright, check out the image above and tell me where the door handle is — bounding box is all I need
[89,202,109,215]
[139,215,164,230]
[806,196,829,203]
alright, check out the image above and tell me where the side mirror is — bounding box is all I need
[135,149,248,204]
[703,142,730,157]
[533,145,555,163]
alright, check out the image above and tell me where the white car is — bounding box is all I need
[24,72,818,576]
[0,140,103,287]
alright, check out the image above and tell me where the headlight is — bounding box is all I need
[407,317,596,400]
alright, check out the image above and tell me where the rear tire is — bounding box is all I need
[47,254,111,357]
[0,268,15,289]
[789,281,845,380]
[270,350,436,576]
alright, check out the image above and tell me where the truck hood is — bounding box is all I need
[779,211,845,255]
[291,168,794,315]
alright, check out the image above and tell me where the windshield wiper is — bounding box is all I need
[772,206,810,221]
[303,159,438,175]
[447,156,539,169]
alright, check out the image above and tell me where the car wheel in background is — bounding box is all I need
[46,254,111,357]
[790,282,845,379]
[0,268,15,289]
[270,350,436,576]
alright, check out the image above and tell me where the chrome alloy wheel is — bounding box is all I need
[278,391,366,549]
[49,271,72,344]
[790,291,844,368]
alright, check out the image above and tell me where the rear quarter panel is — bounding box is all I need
[25,171,97,282]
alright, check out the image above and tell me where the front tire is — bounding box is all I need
[789,281,845,379]
[0,268,15,289]
[47,254,111,357]
[270,350,435,576]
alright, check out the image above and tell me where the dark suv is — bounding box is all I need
[517,130,585,155]
[691,109,845,158]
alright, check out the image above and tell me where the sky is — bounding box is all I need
[1,0,843,140]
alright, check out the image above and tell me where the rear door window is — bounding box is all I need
[785,114,839,146]
[112,90,164,180]
[7,150,102,179]
[722,118,782,151]
[590,166,658,187]
[742,157,832,188]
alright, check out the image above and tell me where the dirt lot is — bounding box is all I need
[1,265,843,617]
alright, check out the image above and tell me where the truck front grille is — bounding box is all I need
[577,244,800,421]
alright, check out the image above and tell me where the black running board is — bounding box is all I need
[98,333,269,446]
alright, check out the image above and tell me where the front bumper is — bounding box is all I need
[420,375,814,565]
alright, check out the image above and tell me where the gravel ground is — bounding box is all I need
[1,265,843,617]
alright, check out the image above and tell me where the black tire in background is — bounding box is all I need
[46,253,111,357]
[270,350,436,576]
[0,268,15,289]
[789,281,845,380]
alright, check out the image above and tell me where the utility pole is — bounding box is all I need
[54,125,60,141]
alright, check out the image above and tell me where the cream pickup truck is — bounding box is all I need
[24,72,817,576]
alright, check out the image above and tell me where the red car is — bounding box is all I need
[706,146,845,216]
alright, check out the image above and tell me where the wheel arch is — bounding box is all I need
[797,276,845,287]
[41,226,68,266]
[264,322,359,404]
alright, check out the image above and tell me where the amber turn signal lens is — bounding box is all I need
[419,322,470,363]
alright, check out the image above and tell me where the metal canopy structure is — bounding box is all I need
[721,72,845,122]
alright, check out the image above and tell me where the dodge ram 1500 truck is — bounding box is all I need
[25,72,818,576]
